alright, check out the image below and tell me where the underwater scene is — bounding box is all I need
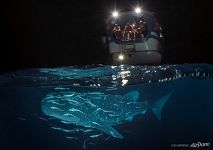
[0,64,213,150]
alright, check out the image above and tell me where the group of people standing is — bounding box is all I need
[112,18,148,41]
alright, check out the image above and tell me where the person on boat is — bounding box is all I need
[124,22,134,40]
[136,18,148,38]
[112,24,122,40]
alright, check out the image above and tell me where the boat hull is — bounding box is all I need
[109,37,162,65]
[112,51,162,65]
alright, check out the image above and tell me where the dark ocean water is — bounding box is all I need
[0,64,213,150]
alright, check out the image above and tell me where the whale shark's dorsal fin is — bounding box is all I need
[124,91,139,102]
[91,121,123,139]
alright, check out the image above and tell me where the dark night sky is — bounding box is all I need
[1,0,213,71]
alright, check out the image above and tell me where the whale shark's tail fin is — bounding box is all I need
[151,91,174,120]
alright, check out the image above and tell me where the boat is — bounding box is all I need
[104,8,164,65]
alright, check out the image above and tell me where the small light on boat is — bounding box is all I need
[118,54,124,60]
[135,7,142,14]
[112,11,119,18]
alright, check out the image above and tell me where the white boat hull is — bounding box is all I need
[109,37,162,65]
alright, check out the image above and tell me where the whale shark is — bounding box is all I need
[41,90,173,139]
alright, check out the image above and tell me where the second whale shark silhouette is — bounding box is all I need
[41,90,173,139]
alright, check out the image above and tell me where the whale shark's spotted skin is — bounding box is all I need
[41,90,173,138]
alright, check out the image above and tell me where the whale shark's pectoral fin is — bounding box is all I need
[91,121,123,139]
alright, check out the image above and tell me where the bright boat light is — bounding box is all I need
[135,7,142,14]
[112,11,119,18]
[118,54,124,60]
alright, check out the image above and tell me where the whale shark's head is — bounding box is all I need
[41,97,80,124]
[41,99,60,117]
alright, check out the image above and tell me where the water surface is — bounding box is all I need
[1,64,213,150]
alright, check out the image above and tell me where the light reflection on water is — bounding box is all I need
[0,64,212,88]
